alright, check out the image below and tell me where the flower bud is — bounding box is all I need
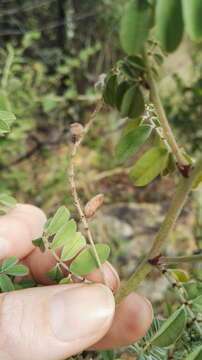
[70,123,84,140]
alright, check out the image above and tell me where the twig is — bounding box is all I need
[143,49,188,171]
[69,102,109,286]
[159,254,202,264]
[115,156,202,303]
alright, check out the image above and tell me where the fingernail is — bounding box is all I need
[50,284,115,341]
[0,236,10,259]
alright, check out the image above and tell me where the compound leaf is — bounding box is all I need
[70,244,110,276]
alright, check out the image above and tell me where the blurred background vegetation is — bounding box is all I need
[0,1,202,357]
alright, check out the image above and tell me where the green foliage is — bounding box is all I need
[120,0,153,55]
[60,232,86,262]
[103,74,118,107]
[45,206,70,236]
[0,193,17,208]
[150,306,187,348]
[0,256,30,292]
[34,206,110,281]
[120,85,145,118]
[70,244,110,276]
[155,0,184,52]
[51,219,77,249]
[129,147,169,186]
[115,125,152,163]
[182,0,202,42]
[185,345,202,360]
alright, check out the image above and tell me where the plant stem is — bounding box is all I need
[143,49,187,169]
[68,102,109,286]
[115,156,202,304]
[159,254,202,264]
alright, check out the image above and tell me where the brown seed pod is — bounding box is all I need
[70,123,84,140]
[84,194,104,218]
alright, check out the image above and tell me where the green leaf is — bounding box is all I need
[51,219,77,249]
[115,125,152,164]
[0,110,16,122]
[32,238,45,252]
[150,306,187,348]
[0,119,10,134]
[185,345,202,360]
[115,81,130,111]
[120,0,153,55]
[103,74,118,107]
[171,269,189,283]
[59,276,73,284]
[42,94,58,113]
[47,265,63,282]
[17,278,36,289]
[183,282,202,300]
[155,0,184,52]
[191,295,202,312]
[1,256,19,272]
[126,55,146,71]
[100,350,115,360]
[0,194,17,207]
[46,206,70,236]
[121,86,145,118]
[182,0,202,42]
[123,118,142,135]
[6,265,29,276]
[70,244,110,276]
[129,146,169,186]
[60,232,86,261]
[0,274,15,292]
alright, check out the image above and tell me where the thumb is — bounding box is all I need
[0,284,115,360]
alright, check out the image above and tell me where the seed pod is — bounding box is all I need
[84,194,104,218]
[121,85,145,118]
[182,0,202,42]
[155,0,184,52]
[70,123,84,140]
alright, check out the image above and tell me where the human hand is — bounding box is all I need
[0,204,153,360]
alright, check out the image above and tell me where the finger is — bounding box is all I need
[91,292,153,350]
[0,284,114,360]
[0,204,46,261]
[23,245,120,293]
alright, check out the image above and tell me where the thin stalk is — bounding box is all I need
[115,156,202,304]
[143,49,187,169]
[69,102,109,286]
[159,254,202,264]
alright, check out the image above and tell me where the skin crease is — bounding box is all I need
[0,204,153,360]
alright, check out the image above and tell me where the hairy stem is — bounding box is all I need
[143,49,187,169]
[115,156,202,304]
[68,102,109,285]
